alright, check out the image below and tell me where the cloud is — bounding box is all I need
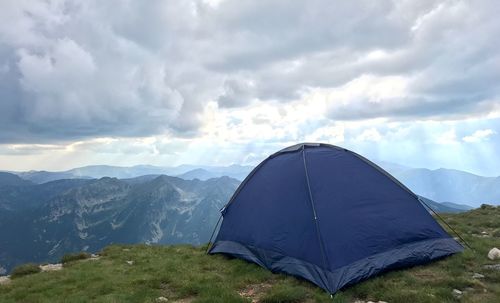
[304,124,344,143]
[0,0,499,182]
[217,77,256,108]
[0,143,66,155]
[355,128,383,142]
[0,1,213,143]
[463,129,496,143]
[1,0,499,144]
[434,129,458,145]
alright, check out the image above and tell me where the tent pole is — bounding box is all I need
[302,145,331,291]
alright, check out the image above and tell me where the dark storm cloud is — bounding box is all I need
[330,95,498,121]
[0,0,499,143]
[0,1,214,143]
[204,0,410,71]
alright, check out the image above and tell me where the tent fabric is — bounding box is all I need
[208,143,463,294]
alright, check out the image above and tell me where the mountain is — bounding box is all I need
[66,165,170,179]
[10,164,254,183]
[375,162,500,207]
[13,171,93,184]
[0,172,33,187]
[376,161,413,176]
[172,164,253,181]
[0,175,239,273]
[176,168,218,180]
[418,196,473,214]
[11,162,500,207]
[440,201,475,211]
[389,167,500,207]
[66,164,254,181]
[0,178,92,212]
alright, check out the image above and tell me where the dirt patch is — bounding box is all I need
[238,282,274,303]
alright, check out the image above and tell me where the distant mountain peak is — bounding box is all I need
[0,172,33,187]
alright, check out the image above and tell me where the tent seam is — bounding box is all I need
[301,145,331,292]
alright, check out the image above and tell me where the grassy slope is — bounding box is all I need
[0,206,499,303]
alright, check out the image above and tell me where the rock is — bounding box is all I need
[452,289,463,297]
[0,275,11,285]
[89,254,101,261]
[156,297,169,302]
[487,247,500,260]
[126,260,134,265]
[472,272,484,279]
[39,263,63,272]
[481,231,488,235]
[483,264,500,270]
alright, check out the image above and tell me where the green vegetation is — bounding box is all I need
[1,206,499,303]
[261,282,308,303]
[10,263,41,279]
[61,252,91,265]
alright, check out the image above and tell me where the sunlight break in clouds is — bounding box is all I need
[0,0,499,175]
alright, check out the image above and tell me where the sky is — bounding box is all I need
[0,0,499,176]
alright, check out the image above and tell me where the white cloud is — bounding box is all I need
[355,128,383,142]
[1,0,499,144]
[463,129,496,143]
[434,129,458,145]
[305,124,344,143]
[0,0,499,176]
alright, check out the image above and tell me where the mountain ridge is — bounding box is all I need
[4,164,253,184]
[5,162,500,207]
[0,174,240,273]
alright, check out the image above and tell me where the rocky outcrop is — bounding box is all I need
[40,263,63,272]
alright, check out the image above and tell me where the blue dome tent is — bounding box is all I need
[208,143,463,294]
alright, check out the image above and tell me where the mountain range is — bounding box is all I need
[9,164,253,184]
[389,168,500,207]
[8,161,497,207]
[0,173,239,274]
[2,160,498,274]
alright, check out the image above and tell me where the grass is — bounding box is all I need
[10,263,41,279]
[261,282,308,303]
[0,206,499,302]
[61,252,91,265]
